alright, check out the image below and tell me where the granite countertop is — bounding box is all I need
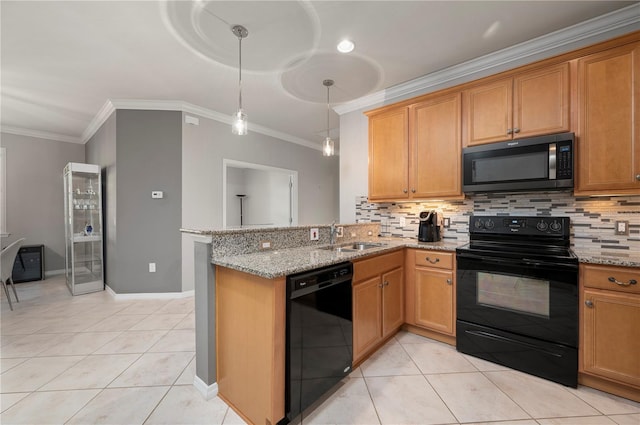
[211,236,640,279]
[573,249,640,269]
[212,237,459,279]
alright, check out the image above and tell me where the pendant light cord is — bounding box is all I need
[238,34,243,111]
[326,84,330,139]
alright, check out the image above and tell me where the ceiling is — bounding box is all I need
[1,1,637,149]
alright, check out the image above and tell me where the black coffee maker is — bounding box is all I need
[418,210,441,242]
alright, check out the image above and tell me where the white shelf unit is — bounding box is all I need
[63,162,104,295]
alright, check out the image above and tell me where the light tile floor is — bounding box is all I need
[2,276,639,425]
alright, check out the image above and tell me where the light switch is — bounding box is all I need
[151,191,163,199]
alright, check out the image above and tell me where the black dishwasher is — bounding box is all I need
[285,261,353,423]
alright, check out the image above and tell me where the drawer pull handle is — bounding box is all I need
[446,278,452,285]
[585,300,594,308]
[426,257,440,264]
[608,277,637,287]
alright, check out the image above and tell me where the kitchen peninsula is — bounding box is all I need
[182,222,640,424]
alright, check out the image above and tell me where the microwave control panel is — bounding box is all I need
[556,142,572,179]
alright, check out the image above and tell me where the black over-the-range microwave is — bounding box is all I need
[462,132,574,194]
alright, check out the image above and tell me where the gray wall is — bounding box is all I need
[116,110,182,293]
[181,114,340,290]
[1,132,85,273]
[86,110,183,294]
[85,112,117,287]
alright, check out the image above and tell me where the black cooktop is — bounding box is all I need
[458,215,577,265]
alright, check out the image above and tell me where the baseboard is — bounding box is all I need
[105,285,194,300]
[44,269,65,278]
[193,375,218,400]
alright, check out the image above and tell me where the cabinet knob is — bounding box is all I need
[513,127,520,134]
[378,283,384,288]
[426,257,440,264]
[585,300,594,308]
[506,128,513,135]
[608,276,637,287]
[411,188,416,193]
[403,189,408,194]
[636,174,640,181]
[446,278,452,285]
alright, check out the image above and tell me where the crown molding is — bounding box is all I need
[334,4,640,115]
[1,125,83,144]
[82,99,323,152]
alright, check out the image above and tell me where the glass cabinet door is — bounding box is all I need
[64,162,104,295]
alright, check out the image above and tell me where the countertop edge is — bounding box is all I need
[211,240,640,279]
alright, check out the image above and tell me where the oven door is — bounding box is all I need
[456,251,578,347]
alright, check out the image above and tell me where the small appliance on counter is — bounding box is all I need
[418,210,441,242]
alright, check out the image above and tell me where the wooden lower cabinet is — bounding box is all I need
[352,250,404,363]
[580,264,640,402]
[216,266,285,425]
[405,249,456,345]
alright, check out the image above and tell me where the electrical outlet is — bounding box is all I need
[260,240,271,250]
[149,262,156,273]
[615,220,629,235]
[443,217,451,228]
[399,217,406,227]
[310,228,319,241]
[336,226,344,238]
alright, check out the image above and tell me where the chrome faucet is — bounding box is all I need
[330,221,337,246]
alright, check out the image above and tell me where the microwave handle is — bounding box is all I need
[549,143,556,180]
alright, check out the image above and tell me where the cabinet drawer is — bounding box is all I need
[582,264,640,295]
[414,250,453,270]
[353,250,404,283]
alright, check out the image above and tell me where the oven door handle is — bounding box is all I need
[456,252,577,270]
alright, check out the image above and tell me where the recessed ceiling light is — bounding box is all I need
[337,39,355,53]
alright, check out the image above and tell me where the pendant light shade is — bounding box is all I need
[323,79,335,157]
[231,25,248,135]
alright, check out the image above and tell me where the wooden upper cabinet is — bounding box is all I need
[575,42,640,195]
[367,107,409,200]
[366,92,463,202]
[464,62,570,146]
[464,78,512,145]
[410,93,462,199]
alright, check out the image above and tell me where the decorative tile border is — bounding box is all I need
[355,193,640,253]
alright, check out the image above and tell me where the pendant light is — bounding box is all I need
[231,25,248,135]
[323,79,335,157]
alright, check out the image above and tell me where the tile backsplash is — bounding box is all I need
[355,192,640,253]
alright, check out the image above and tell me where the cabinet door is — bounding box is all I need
[513,62,570,139]
[576,42,640,194]
[464,78,512,146]
[382,267,404,337]
[353,276,383,361]
[368,107,409,200]
[410,93,462,198]
[583,289,640,387]
[414,267,454,335]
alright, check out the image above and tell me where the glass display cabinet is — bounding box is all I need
[63,162,103,295]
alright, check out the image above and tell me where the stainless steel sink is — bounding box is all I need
[320,242,386,252]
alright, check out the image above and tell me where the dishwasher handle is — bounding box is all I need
[290,275,352,299]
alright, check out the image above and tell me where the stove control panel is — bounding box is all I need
[470,215,570,237]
